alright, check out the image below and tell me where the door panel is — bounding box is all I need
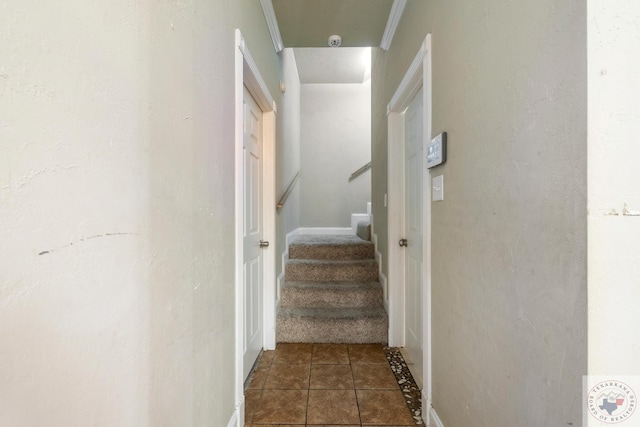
[243,85,263,381]
[404,88,423,382]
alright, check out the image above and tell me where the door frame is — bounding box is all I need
[387,34,433,422]
[234,29,276,426]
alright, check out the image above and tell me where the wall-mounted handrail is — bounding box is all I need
[277,170,302,210]
[349,161,372,182]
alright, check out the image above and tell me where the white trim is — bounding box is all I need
[263,109,277,351]
[226,398,243,427]
[422,35,434,417]
[370,215,389,313]
[388,40,427,115]
[429,405,445,427]
[259,0,284,52]
[387,111,405,347]
[351,213,370,234]
[238,38,276,113]
[387,33,433,417]
[233,29,244,421]
[276,228,301,313]
[234,28,278,416]
[380,0,408,51]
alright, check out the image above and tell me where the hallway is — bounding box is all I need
[245,343,421,425]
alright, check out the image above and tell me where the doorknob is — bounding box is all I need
[259,240,270,248]
[399,239,408,247]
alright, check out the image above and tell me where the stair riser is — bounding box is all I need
[289,244,374,261]
[280,286,383,309]
[286,263,378,282]
[277,316,388,344]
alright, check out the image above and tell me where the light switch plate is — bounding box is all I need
[432,175,444,201]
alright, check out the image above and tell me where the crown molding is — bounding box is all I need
[380,0,407,51]
[259,0,284,52]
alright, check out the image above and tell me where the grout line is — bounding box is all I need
[350,353,364,426]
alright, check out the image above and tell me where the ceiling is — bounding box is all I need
[267,0,403,84]
[272,0,395,48]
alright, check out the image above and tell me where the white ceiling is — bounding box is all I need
[294,47,371,84]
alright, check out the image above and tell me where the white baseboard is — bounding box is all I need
[429,406,445,427]
[227,398,244,427]
[370,216,388,306]
[351,213,370,234]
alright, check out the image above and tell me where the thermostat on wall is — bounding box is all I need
[427,132,447,169]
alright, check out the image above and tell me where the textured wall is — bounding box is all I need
[587,0,640,375]
[371,1,587,426]
[0,0,278,425]
[276,49,302,282]
[300,82,372,227]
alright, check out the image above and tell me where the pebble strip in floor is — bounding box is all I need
[244,343,423,426]
[383,346,423,425]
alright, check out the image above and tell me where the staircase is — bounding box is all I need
[277,229,388,343]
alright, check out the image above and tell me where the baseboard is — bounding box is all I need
[429,406,445,427]
[227,398,244,427]
[351,213,370,234]
[370,216,388,306]
[277,230,299,315]
[380,270,389,313]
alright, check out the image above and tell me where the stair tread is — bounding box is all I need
[278,306,387,319]
[287,259,377,265]
[283,280,381,289]
[279,232,386,344]
[289,234,375,260]
[290,234,373,246]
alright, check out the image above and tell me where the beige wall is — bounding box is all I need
[0,0,278,425]
[372,1,587,425]
[300,82,372,227]
[276,48,302,281]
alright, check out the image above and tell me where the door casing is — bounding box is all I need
[387,34,433,424]
[403,87,424,386]
[234,29,276,426]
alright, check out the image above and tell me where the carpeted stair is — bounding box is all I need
[277,232,388,343]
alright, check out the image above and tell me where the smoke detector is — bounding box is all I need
[328,35,342,47]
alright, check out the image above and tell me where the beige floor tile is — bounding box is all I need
[352,363,399,389]
[258,350,275,367]
[309,364,354,389]
[252,389,308,424]
[348,344,388,364]
[247,365,270,390]
[244,389,262,425]
[312,343,350,364]
[264,363,310,389]
[357,389,415,425]
[249,425,305,427]
[273,343,313,364]
[307,389,360,424]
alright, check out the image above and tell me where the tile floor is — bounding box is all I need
[244,343,421,426]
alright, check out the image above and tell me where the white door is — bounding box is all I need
[403,88,423,383]
[243,85,263,381]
